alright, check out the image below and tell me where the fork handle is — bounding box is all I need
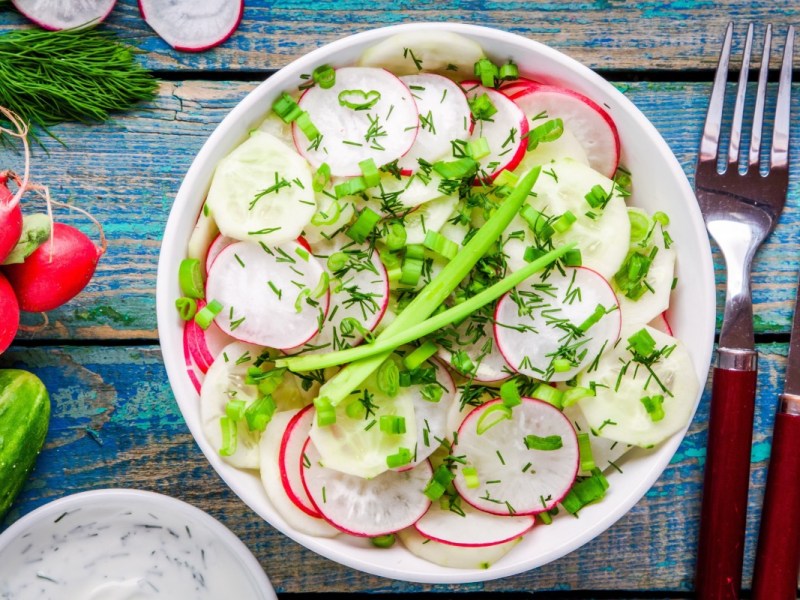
[696,363,758,600]
[751,398,800,600]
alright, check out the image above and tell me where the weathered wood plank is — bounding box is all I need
[1,0,796,73]
[3,80,798,341]
[0,343,791,593]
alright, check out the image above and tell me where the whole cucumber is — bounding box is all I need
[0,369,50,519]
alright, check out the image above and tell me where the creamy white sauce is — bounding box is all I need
[0,502,271,599]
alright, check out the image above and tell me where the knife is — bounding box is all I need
[751,281,800,599]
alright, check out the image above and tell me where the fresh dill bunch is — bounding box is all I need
[0,27,158,140]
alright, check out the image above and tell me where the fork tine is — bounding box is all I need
[728,23,754,167]
[771,25,795,169]
[700,22,733,162]
[748,25,772,168]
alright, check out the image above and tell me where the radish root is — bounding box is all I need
[0,107,30,211]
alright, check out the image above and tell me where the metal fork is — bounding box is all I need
[694,23,794,600]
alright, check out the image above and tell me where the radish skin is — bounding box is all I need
[0,197,22,265]
[2,223,102,312]
[0,272,19,353]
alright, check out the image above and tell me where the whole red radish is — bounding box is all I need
[0,272,20,353]
[2,223,103,312]
[0,175,23,264]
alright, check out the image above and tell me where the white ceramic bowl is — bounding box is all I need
[0,489,276,598]
[156,23,715,584]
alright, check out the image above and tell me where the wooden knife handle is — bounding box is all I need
[752,407,800,600]
[695,367,758,600]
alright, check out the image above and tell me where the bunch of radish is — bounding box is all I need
[0,108,105,355]
[10,0,244,52]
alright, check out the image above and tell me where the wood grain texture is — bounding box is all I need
[0,342,790,593]
[2,79,798,342]
[1,0,797,73]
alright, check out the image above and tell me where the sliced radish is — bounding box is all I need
[280,405,323,518]
[138,0,243,52]
[498,77,539,98]
[294,67,419,177]
[398,74,472,173]
[511,83,620,177]
[302,438,432,536]
[649,311,674,336]
[462,82,528,179]
[397,526,521,569]
[205,233,236,273]
[453,398,579,515]
[260,409,339,537]
[436,308,510,383]
[12,0,116,30]
[205,240,329,350]
[415,498,534,547]
[289,238,388,354]
[494,267,621,382]
[183,300,236,374]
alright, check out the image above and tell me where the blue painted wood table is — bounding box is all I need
[1,1,799,597]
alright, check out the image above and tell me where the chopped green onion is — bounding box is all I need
[346,207,381,243]
[225,399,247,421]
[451,350,475,375]
[577,433,596,472]
[175,297,197,320]
[552,358,573,373]
[384,220,407,251]
[405,244,425,260]
[246,367,286,395]
[627,328,657,358]
[371,534,396,548]
[380,415,406,435]
[499,61,519,80]
[526,118,563,151]
[538,510,553,525]
[462,466,480,489]
[432,156,478,180]
[312,163,331,193]
[294,288,310,313]
[345,400,365,420]
[494,169,519,188]
[403,341,438,370]
[641,394,665,422]
[338,88,381,110]
[524,434,563,451]
[272,92,303,123]
[474,57,499,87]
[476,403,512,434]
[386,447,412,468]
[398,366,436,387]
[578,304,608,333]
[314,397,336,427]
[614,248,657,300]
[423,230,459,260]
[359,158,381,187]
[467,136,491,160]
[561,470,609,515]
[552,210,577,234]
[219,416,237,456]
[628,208,652,244]
[519,205,555,241]
[179,258,205,299]
[423,479,447,500]
[500,379,522,408]
[421,384,443,403]
[327,251,348,272]
[194,299,223,330]
[424,465,456,499]
[312,64,336,89]
[562,248,583,267]
[469,92,498,120]
[400,255,424,286]
[335,176,367,199]
[523,246,545,263]
[311,271,330,299]
[653,211,670,226]
[295,111,320,141]
[532,383,563,409]
[561,386,594,408]
[245,395,277,431]
[584,184,611,209]
[376,359,400,397]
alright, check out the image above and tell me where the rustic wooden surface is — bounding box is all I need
[1,2,799,597]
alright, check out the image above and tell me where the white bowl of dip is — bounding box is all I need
[0,489,276,599]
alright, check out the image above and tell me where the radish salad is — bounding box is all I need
[177,31,699,569]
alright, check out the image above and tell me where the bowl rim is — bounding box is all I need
[156,22,716,584]
[0,488,276,598]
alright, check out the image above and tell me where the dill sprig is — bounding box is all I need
[0,27,158,140]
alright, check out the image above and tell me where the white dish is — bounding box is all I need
[156,23,715,584]
[0,489,276,599]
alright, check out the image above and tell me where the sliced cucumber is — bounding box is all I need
[576,325,700,448]
[403,194,459,245]
[256,111,294,146]
[513,127,589,175]
[562,403,632,475]
[302,193,355,246]
[206,130,315,245]
[397,527,522,569]
[358,31,485,80]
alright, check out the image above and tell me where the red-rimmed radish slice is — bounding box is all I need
[404,359,456,468]
[294,67,419,177]
[436,308,510,383]
[495,267,621,382]
[12,0,116,30]
[183,302,236,373]
[397,527,521,569]
[288,239,389,355]
[260,409,339,537]
[301,438,432,536]
[138,0,243,52]
[649,311,673,336]
[453,398,579,515]
[462,82,527,180]
[279,405,323,518]
[498,77,539,98]
[398,74,472,173]
[415,498,534,547]
[205,233,236,273]
[511,83,620,177]
[185,352,204,395]
[200,341,269,469]
[205,240,329,350]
